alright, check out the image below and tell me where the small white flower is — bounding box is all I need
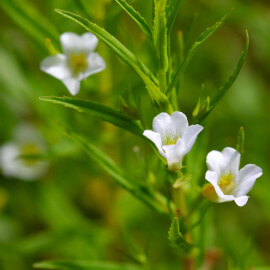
[0,125,49,181]
[143,112,203,171]
[41,32,106,95]
[205,147,263,207]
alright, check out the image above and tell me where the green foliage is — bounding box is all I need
[168,217,193,253]
[0,0,269,269]
[1,0,59,48]
[197,30,249,123]
[114,0,152,41]
[121,228,147,265]
[34,260,144,270]
[167,12,229,95]
[62,127,171,215]
[40,96,144,137]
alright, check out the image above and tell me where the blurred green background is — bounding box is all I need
[0,0,270,269]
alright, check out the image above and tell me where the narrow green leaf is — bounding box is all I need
[166,0,182,34]
[153,0,169,87]
[34,260,144,270]
[114,0,152,40]
[2,0,59,48]
[197,30,249,123]
[236,126,245,155]
[167,13,229,95]
[55,9,172,112]
[176,30,185,63]
[62,127,171,215]
[39,96,144,137]
[192,96,210,119]
[168,217,193,253]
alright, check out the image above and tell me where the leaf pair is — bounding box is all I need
[114,0,182,42]
[39,94,173,213]
[61,127,171,216]
[39,95,175,215]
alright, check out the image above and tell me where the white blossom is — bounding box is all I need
[205,147,262,206]
[0,125,49,181]
[143,112,203,171]
[41,32,106,95]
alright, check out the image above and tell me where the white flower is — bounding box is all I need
[143,112,203,171]
[41,32,106,95]
[205,147,262,207]
[0,125,49,181]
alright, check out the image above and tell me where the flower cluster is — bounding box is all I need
[39,31,263,207]
[144,111,262,207]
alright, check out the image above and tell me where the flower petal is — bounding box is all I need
[205,171,220,190]
[152,112,172,142]
[221,147,240,175]
[143,130,165,158]
[162,139,185,171]
[234,196,249,207]
[205,170,219,185]
[62,78,81,95]
[82,32,98,51]
[60,32,98,55]
[234,164,263,196]
[205,170,235,203]
[182,124,203,154]
[0,143,20,178]
[170,111,188,137]
[206,147,240,175]
[206,150,224,174]
[40,54,70,80]
[82,53,106,79]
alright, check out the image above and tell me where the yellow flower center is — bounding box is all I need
[164,136,178,145]
[69,53,88,75]
[218,173,235,195]
[20,144,40,166]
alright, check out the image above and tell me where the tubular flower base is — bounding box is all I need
[41,32,106,95]
[143,111,203,171]
[205,147,263,207]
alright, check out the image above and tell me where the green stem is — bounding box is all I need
[170,88,179,110]
[158,70,167,93]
